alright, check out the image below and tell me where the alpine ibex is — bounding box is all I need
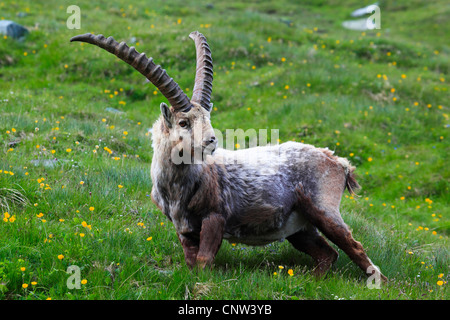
[71,31,386,281]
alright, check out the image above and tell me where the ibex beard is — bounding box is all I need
[71,31,387,282]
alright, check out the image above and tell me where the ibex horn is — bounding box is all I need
[189,31,214,111]
[70,33,193,113]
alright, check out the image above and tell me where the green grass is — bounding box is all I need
[0,0,448,300]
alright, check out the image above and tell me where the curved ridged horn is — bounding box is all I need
[189,31,214,111]
[70,33,192,113]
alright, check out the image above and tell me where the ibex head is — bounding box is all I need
[70,31,216,162]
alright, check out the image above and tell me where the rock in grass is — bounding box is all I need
[105,107,125,114]
[0,20,29,39]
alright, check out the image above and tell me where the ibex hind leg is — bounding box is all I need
[287,226,338,277]
[295,183,387,282]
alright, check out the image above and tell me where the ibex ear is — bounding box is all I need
[206,102,213,113]
[160,102,172,128]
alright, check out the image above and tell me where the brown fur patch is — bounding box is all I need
[238,203,282,229]
[287,228,338,277]
[197,213,225,268]
[178,233,199,269]
[187,164,220,214]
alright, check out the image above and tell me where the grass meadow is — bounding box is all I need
[0,0,448,300]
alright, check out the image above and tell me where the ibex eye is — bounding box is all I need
[179,120,188,128]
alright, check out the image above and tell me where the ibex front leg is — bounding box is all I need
[178,233,199,269]
[196,213,225,269]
